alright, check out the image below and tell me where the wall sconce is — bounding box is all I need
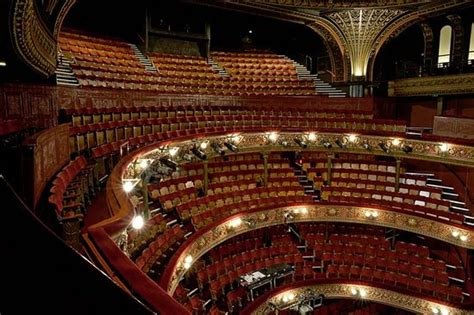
[379,142,390,154]
[307,132,317,142]
[294,137,307,148]
[267,131,279,143]
[431,306,449,315]
[350,287,367,298]
[364,210,379,219]
[451,230,468,242]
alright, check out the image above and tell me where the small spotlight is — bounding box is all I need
[279,139,289,147]
[159,156,179,170]
[0,61,6,67]
[211,142,226,156]
[335,139,346,148]
[191,147,207,160]
[249,30,253,34]
[224,142,239,152]
[294,138,307,148]
[402,145,413,153]
[379,142,390,154]
[131,215,145,230]
[361,141,372,151]
[321,139,332,149]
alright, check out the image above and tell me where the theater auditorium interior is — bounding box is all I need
[1,0,474,314]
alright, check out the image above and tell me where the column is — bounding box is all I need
[326,154,333,186]
[395,158,401,192]
[263,152,269,187]
[203,160,208,196]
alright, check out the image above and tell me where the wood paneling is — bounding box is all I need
[433,116,474,140]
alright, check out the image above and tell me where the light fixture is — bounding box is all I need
[242,218,256,228]
[439,143,449,153]
[294,138,307,148]
[200,141,209,150]
[211,142,226,156]
[321,139,332,149]
[335,139,346,148]
[159,156,179,171]
[432,306,450,315]
[391,138,401,146]
[279,139,289,147]
[183,255,193,269]
[307,132,317,142]
[0,61,6,67]
[224,141,239,152]
[293,207,308,215]
[451,230,468,242]
[229,134,242,144]
[281,292,295,303]
[229,217,242,228]
[359,289,367,298]
[139,159,150,169]
[379,142,390,154]
[361,141,372,151]
[402,144,413,153]
[181,153,194,162]
[268,132,279,142]
[347,134,358,143]
[350,287,368,298]
[131,215,145,230]
[123,181,135,193]
[249,30,253,34]
[191,147,207,160]
[284,211,295,221]
[364,210,378,219]
[169,147,179,157]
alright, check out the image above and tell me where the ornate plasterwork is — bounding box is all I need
[162,205,474,294]
[326,9,406,77]
[245,0,429,9]
[11,0,57,76]
[253,284,468,314]
[388,73,474,96]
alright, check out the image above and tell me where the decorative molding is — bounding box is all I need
[388,73,474,96]
[433,116,474,140]
[251,283,469,315]
[161,204,474,294]
[10,0,58,76]
[326,9,407,77]
[245,0,430,9]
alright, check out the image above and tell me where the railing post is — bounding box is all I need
[203,159,208,195]
[395,158,401,192]
[263,152,269,187]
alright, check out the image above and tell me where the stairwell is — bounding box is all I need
[290,161,320,202]
[287,57,346,97]
[55,53,79,87]
[405,172,473,226]
[207,57,229,78]
[129,44,157,72]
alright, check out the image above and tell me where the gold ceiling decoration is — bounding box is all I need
[326,9,406,77]
[246,0,429,9]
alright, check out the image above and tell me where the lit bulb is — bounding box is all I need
[439,143,449,152]
[123,181,134,192]
[139,159,148,168]
[347,134,357,143]
[432,307,440,314]
[300,207,308,214]
[229,217,242,228]
[307,132,317,142]
[371,211,379,218]
[460,235,468,242]
[440,308,449,315]
[268,132,279,142]
[231,134,242,143]
[131,215,144,230]
[200,141,208,149]
[184,261,191,269]
[364,210,372,218]
[451,230,460,238]
[169,147,179,156]
[287,293,295,300]
[359,289,367,297]
[184,255,193,264]
[391,138,401,146]
[351,288,358,295]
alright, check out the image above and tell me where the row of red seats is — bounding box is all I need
[126,214,167,257]
[134,225,185,274]
[191,195,313,230]
[211,51,283,58]
[326,264,463,303]
[299,223,385,238]
[60,32,132,48]
[72,61,148,75]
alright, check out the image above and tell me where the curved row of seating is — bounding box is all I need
[126,213,167,257]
